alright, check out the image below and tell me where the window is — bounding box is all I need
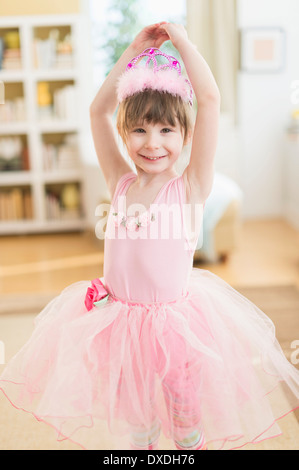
[89,0,186,87]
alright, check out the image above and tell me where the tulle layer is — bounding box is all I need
[1,268,299,450]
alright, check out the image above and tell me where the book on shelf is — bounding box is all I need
[0,187,33,221]
[33,30,74,70]
[33,38,56,70]
[53,84,77,120]
[1,48,22,69]
[0,31,22,70]
[45,192,81,221]
[0,97,26,122]
[33,39,74,70]
[43,135,80,171]
[45,183,81,221]
[37,83,77,121]
[0,37,3,69]
[55,53,73,69]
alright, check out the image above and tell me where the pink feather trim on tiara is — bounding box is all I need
[117,68,192,104]
[117,47,193,106]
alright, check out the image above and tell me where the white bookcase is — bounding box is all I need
[0,14,89,234]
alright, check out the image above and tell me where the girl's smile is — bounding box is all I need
[139,154,167,161]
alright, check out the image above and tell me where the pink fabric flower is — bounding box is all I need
[113,211,125,227]
[126,216,137,231]
[85,278,108,311]
[112,211,155,231]
[139,212,150,227]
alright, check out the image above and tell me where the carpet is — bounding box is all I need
[236,284,299,368]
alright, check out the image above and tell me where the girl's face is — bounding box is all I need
[125,120,185,175]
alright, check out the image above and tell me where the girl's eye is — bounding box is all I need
[161,128,172,133]
[133,128,145,133]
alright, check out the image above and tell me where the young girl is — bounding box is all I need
[1,22,299,451]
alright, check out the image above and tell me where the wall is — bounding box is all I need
[0,0,80,16]
[186,0,241,185]
[237,0,299,219]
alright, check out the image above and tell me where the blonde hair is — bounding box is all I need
[116,90,194,145]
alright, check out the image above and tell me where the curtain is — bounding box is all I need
[186,0,238,124]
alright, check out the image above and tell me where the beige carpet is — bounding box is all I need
[237,285,299,366]
[1,285,299,450]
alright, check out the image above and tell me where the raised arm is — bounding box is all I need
[89,23,169,197]
[89,45,137,197]
[160,23,221,203]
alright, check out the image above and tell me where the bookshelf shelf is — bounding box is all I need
[33,70,79,81]
[42,170,84,183]
[0,171,32,185]
[0,15,87,234]
[0,70,27,81]
[0,123,29,134]
[37,122,79,132]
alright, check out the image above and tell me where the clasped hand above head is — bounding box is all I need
[131,22,190,52]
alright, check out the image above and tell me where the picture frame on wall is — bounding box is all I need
[240,27,286,73]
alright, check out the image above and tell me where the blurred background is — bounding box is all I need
[0,0,299,450]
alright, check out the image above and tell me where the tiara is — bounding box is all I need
[117,47,193,106]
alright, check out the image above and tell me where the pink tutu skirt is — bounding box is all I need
[1,268,299,450]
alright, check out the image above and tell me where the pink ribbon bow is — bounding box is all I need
[84,278,109,311]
